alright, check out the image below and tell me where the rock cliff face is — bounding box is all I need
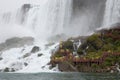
[50,25,120,73]
[0,37,34,51]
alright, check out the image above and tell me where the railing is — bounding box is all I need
[51,52,120,64]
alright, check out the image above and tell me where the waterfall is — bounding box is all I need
[25,0,72,40]
[65,0,106,37]
[103,0,120,27]
[0,0,107,42]
[0,0,118,72]
[0,0,73,72]
[0,0,72,42]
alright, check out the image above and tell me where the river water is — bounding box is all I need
[0,72,119,80]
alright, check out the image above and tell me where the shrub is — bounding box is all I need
[87,34,103,50]
[79,42,88,50]
[114,40,120,47]
[104,37,113,43]
[62,40,73,51]
[104,55,117,66]
[77,48,84,55]
[53,51,63,58]
[86,46,97,52]
[116,47,120,52]
[87,34,100,43]
[101,43,115,51]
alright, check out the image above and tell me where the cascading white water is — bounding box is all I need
[0,0,106,42]
[2,0,119,43]
[0,0,72,72]
[0,0,72,42]
[103,0,120,27]
[25,0,72,40]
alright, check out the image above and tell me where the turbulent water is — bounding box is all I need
[0,0,120,72]
[0,73,119,80]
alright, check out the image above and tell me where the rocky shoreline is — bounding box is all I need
[50,25,120,73]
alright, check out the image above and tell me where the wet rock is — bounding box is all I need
[31,46,40,53]
[58,61,78,72]
[4,67,10,72]
[0,37,34,51]
[3,68,16,72]
[23,53,31,58]
[11,68,15,72]
[37,53,43,57]
[41,66,45,69]
[24,62,28,66]
[49,65,57,70]
[49,65,53,70]
[49,61,57,70]
[0,57,3,60]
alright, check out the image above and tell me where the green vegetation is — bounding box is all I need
[61,40,73,51]
[50,27,120,72]
[77,47,84,55]
[85,51,102,59]
[104,55,120,66]
[51,40,73,60]
[52,51,63,58]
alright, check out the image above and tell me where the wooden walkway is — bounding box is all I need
[51,52,120,65]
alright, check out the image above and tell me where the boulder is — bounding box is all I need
[0,37,34,51]
[58,61,78,72]
[3,68,16,72]
[3,67,10,72]
[0,57,3,60]
[37,53,43,57]
[24,62,28,66]
[31,46,40,53]
[23,53,31,58]
[11,68,15,72]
